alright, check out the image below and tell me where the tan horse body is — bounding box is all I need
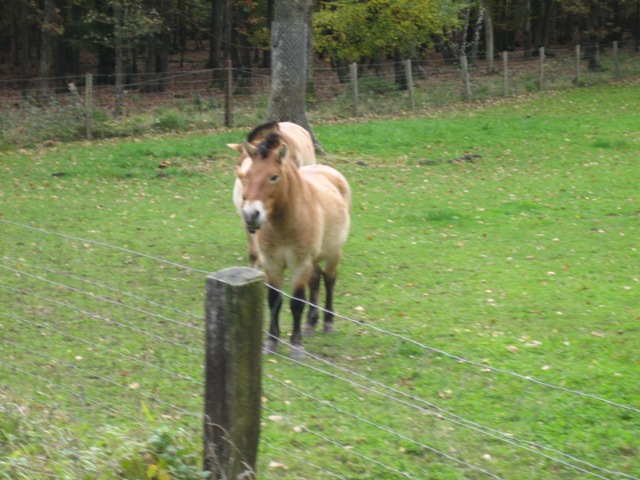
[228,122,316,268]
[237,133,351,357]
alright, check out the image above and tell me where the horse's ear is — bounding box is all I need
[276,143,288,164]
[227,143,243,153]
[243,141,258,160]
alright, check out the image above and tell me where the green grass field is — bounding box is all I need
[1,84,638,479]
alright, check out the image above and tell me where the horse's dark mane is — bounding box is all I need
[257,133,282,157]
[247,121,280,143]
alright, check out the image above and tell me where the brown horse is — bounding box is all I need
[237,132,351,358]
[228,121,316,268]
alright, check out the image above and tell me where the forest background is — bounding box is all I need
[2,0,639,97]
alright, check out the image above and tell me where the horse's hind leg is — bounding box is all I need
[322,263,339,333]
[303,264,322,336]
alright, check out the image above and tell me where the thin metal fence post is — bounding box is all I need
[203,267,264,480]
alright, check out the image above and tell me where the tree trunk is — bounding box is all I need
[37,0,55,103]
[114,0,124,116]
[484,0,494,72]
[209,0,227,71]
[261,0,274,68]
[18,0,31,91]
[393,49,407,90]
[469,5,485,66]
[523,0,532,57]
[266,0,323,153]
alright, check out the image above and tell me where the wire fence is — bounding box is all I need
[1,42,639,144]
[1,219,638,480]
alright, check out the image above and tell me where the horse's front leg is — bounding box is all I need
[290,284,307,358]
[264,285,282,354]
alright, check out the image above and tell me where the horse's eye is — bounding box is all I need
[270,174,279,183]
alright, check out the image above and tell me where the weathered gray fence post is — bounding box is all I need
[538,46,545,90]
[225,59,233,127]
[404,59,414,111]
[85,73,93,140]
[613,40,620,78]
[350,62,359,116]
[502,51,509,97]
[575,44,581,86]
[203,267,264,480]
[461,55,471,103]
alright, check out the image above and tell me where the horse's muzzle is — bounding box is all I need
[242,201,265,233]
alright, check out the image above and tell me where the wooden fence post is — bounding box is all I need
[404,59,414,111]
[85,73,93,140]
[538,46,545,90]
[203,267,265,480]
[502,51,509,97]
[350,62,359,116]
[224,59,233,127]
[575,44,581,86]
[461,55,471,103]
[613,40,620,78]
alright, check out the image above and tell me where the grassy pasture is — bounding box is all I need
[1,84,639,479]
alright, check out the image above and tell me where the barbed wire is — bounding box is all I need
[261,403,419,479]
[0,284,202,354]
[0,258,202,321]
[0,220,209,274]
[1,219,638,479]
[268,375,506,479]
[1,264,203,336]
[266,342,637,480]
[267,285,639,415]
[1,311,202,386]
[4,274,632,479]
[260,444,347,479]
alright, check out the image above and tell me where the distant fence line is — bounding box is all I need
[0,42,638,141]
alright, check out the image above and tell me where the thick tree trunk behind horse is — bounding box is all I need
[266,0,325,155]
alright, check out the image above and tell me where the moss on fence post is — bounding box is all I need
[203,267,264,480]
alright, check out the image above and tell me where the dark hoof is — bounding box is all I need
[291,345,306,359]
[263,339,278,354]
[323,323,335,334]
[303,323,316,336]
